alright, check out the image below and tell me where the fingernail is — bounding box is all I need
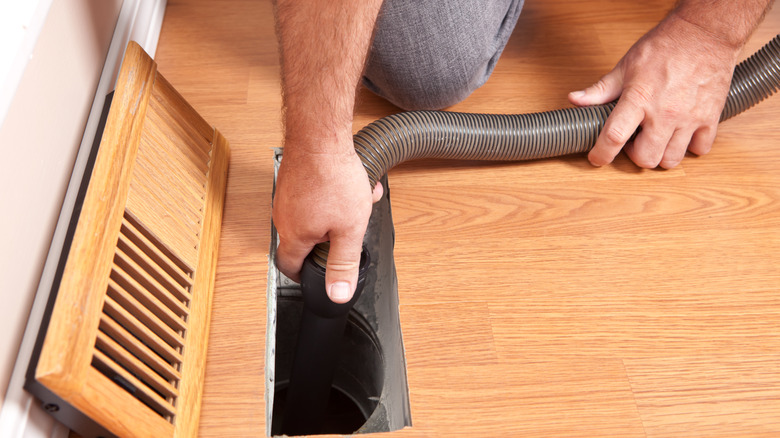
[570,90,586,99]
[328,281,351,301]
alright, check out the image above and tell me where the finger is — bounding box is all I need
[625,120,675,169]
[324,234,364,304]
[659,129,694,169]
[372,180,384,203]
[569,69,623,106]
[276,236,314,283]
[588,97,645,166]
[688,124,717,156]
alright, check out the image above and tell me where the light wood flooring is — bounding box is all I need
[153,0,780,436]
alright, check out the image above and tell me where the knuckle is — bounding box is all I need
[624,85,653,107]
[593,79,610,94]
[659,104,682,121]
[604,126,630,146]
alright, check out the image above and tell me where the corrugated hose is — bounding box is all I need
[310,34,780,267]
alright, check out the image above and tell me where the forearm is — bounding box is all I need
[671,0,774,49]
[273,0,384,154]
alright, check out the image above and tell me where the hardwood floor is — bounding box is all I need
[153,0,780,436]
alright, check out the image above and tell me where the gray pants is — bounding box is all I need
[363,0,525,110]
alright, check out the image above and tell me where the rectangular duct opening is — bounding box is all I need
[266,150,412,436]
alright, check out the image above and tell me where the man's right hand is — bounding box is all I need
[272,0,385,303]
[272,140,383,304]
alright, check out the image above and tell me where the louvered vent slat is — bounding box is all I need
[131,160,204,230]
[92,350,177,420]
[117,232,192,304]
[97,326,182,384]
[94,330,179,399]
[124,211,194,277]
[142,121,210,178]
[121,218,193,289]
[99,314,182,380]
[134,151,206,213]
[93,208,195,424]
[147,83,213,163]
[111,266,188,334]
[106,279,185,349]
[102,295,183,363]
[113,249,190,318]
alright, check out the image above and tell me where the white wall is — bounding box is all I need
[0,0,124,409]
[0,1,54,126]
[0,0,166,435]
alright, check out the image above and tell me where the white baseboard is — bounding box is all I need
[0,1,167,437]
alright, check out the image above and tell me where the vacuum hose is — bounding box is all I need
[282,34,779,435]
[306,34,780,271]
[351,33,780,192]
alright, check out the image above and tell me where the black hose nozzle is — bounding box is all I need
[281,246,371,436]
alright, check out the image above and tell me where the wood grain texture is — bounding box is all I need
[36,41,157,393]
[152,0,780,436]
[33,41,230,438]
[174,128,230,438]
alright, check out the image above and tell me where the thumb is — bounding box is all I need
[371,181,384,203]
[568,69,623,106]
[323,236,363,304]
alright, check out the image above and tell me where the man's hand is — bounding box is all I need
[273,143,382,303]
[273,0,384,302]
[569,13,741,169]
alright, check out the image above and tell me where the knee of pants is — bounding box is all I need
[363,51,487,111]
[363,0,522,111]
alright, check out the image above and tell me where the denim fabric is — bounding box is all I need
[363,0,525,110]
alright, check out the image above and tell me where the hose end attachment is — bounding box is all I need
[281,246,371,435]
[301,244,371,317]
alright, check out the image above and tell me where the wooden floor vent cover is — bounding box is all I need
[25,42,230,438]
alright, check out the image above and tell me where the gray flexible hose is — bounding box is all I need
[354,34,780,189]
[313,34,780,267]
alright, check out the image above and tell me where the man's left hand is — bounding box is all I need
[569,13,740,169]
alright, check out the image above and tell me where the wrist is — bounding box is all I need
[281,136,358,168]
[658,12,742,64]
[670,0,771,50]
[283,119,355,155]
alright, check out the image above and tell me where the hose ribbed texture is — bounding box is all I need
[355,104,616,187]
[722,34,780,121]
[353,34,779,189]
[312,34,780,268]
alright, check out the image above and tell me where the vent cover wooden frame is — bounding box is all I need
[25,42,229,438]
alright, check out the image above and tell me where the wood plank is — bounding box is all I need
[400,302,498,368]
[399,360,646,437]
[624,356,780,438]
